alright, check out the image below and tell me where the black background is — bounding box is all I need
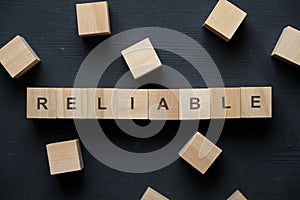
[1,0,300,199]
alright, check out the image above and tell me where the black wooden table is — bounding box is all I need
[0,0,300,199]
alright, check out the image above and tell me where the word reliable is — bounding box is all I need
[27,87,272,120]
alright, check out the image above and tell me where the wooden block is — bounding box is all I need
[121,38,162,79]
[76,1,111,37]
[141,187,169,200]
[57,88,87,119]
[46,139,84,175]
[87,88,117,119]
[203,0,247,42]
[227,190,247,200]
[27,88,57,119]
[0,35,40,78]
[271,26,300,67]
[149,89,179,120]
[118,89,148,119]
[241,87,272,118]
[210,88,241,119]
[179,89,210,120]
[179,131,222,174]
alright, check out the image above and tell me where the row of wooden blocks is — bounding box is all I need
[141,187,247,200]
[46,132,245,199]
[27,87,272,119]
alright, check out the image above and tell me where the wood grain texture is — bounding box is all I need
[227,190,247,200]
[117,89,148,119]
[141,187,169,200]
[148,89,179,120]
[121,38,162,79]
[179,132,222,174]
[203,0,247,42]
[27,87,57,119]
[0,35,40,78]
[271,26,300,67]
[210,88,241,119]
[46,139,84,175]
[76,1,111,37]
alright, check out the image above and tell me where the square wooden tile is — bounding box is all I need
[272,26,300,67]
[27,88,57,119]
[149,89,179,120]
[179,132,222,174]
[0,35,40,78]
[179,89,210,120]
[118,89,148,119]
[141,187,169,200]
[210,88,241,119]
[241,87,272,118]
[121,38,162,79]
[227,190,247,200]
[203,0,247,41]
[46,139,84,175]
[76,1,111,37]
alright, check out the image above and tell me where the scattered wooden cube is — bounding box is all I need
[149,89,179,120]
[0,35,40,78]
[179,89,210,120]
[141,187,169,200]
[121,38,162,79]
[210,88,241,119]
[241,87,272,118]
[46,139,84,175]
[87,88,117,119]
[27,88,57,119]
[118,89,148,119]
[57,88,87,119]
[227,190,247,200]
[203,0,247,42]
[179,131,222,174]
[271,26,300,67]
[76,1,111,37]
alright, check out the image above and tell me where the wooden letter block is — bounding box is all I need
[179,131,222,174]
[210,88,241,119]
[141,187,169,200]
[27,88,57,119]
[46,139,84,175]
[118,89,148,119]
[149,89,179,120]
[271,26,300,67]
[179,89,210,120]
[241,87,272,118]
[76,1,111,37]
[121,38,162,79]
[57,88,87,119]
[203,0,247,42]
[87,88,117,119]
[227,190,247,200]
[0,35,40,78]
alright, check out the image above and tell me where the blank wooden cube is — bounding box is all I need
[118,89,148,119]
[57,88,87,119]
[227,190,247,200]
[121,38,162,79]
[46,139,84,175]
[271,26,300,67]
[76,1,111,37]
[210,88,241,119]
[241,87,272,118]
[149,89,179,120]
[179,131,222,174]
[203,0,247,42]
[0,35,40,78]
[141,187,169,200]
[179,89,210,120]
[87,88,117,119]
[27,88,57,119]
